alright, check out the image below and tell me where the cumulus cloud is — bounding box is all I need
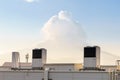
[41,11,86,42]
[38,11,87,63]
[38,10,120,64]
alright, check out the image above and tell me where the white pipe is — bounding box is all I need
[44,68,49,80]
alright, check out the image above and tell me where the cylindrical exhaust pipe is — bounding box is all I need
[12,52,20,69]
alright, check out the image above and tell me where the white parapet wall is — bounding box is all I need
[0,70,110,80]
[49,71,110,80]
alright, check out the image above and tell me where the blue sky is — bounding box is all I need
[0,0,120,41]
[0,0,120,64]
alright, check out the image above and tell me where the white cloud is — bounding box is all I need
[41,10,86,43]
[38,10,87,63]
